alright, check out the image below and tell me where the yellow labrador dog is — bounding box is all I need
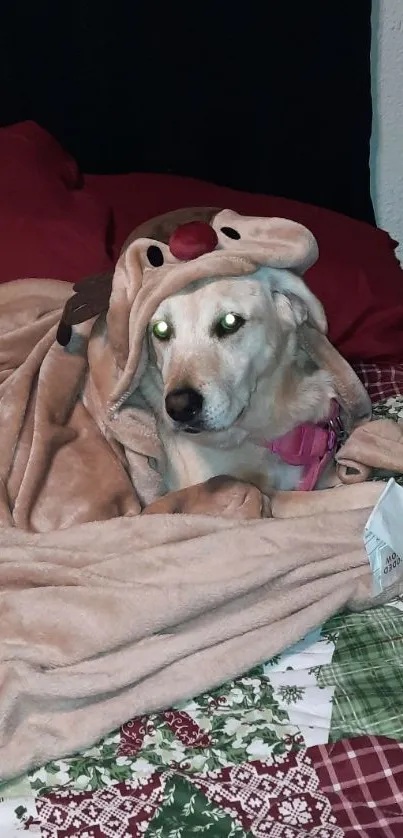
[56,207,374,517]
[140,267,337,495]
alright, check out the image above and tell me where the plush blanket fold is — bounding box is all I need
[1,207,403,780]
[0,499,391,780]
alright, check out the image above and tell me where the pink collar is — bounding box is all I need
[263,400,342,491]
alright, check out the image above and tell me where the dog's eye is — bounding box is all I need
[152,320,172,340]
[215,313,245,338]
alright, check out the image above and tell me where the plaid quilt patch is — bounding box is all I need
[310,735,403,837]
[318,606,403,741]
[355,363,403,403]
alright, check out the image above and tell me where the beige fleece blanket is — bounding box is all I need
[2,207,403,781]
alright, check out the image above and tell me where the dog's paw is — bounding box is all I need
[143,476,272,519]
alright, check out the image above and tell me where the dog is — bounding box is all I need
[139,267,337,496]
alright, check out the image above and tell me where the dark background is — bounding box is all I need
[0,1,374,223]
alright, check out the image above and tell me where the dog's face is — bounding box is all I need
[146,271,308,434]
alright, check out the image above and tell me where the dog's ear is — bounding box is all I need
[264,268,327,334]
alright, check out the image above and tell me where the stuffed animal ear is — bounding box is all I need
[214,210,319,275]
[264,268,327,334]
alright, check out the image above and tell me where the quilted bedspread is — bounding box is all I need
[2,391,403,837]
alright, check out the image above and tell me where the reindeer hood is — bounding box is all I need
[56,206,371,503]
[59,207,327,411]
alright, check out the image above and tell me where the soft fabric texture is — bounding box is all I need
[1,120,402,363]
[0,122,112,283]
[0,495,391,782]
[88,171,403,364]
[1,207,403,779]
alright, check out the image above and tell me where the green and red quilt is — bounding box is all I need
[2,396,403,837]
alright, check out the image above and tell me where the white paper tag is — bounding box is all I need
[364,478,403,595]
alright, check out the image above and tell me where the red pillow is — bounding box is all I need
[1,121,402,367]
[87,172,403,365]
[0,122,112,283]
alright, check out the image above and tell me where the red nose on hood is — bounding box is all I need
[169,221,218,261]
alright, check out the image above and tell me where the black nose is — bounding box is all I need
[165,388,204,423]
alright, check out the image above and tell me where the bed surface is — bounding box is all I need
[3,3,403,836]
[3,386,403,835]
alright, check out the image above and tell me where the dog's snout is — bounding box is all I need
[165,388,204,423]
